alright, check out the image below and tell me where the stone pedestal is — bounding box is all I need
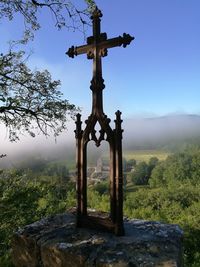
[12,212,183,267]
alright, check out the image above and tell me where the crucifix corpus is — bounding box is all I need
[66,6,134,236]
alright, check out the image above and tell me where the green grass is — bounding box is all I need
[123,149,170,162]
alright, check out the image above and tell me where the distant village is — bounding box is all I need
[69,157,135,184]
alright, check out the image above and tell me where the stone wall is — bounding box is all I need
[12,212,183,267]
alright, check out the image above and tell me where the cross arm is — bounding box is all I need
[100,33,134,50]
[66,44,94,58]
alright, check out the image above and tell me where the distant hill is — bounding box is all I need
[123,114,200,150]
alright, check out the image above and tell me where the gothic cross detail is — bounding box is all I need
[66,7,134,115]
[66,6,134,236]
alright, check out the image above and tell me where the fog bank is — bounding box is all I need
[1,114,200,167]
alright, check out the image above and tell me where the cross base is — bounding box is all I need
[76,210,125,236]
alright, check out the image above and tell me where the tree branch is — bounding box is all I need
[0,51,79,141]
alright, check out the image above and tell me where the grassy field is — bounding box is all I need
[123,149,170,162]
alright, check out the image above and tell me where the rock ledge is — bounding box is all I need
[12,212,183,267]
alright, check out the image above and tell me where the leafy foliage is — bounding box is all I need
[0,51,78,141]
[0,168,75,265]
[128,157,159,185]
[124,183,200,267]
[150,148,200,187]
[92,180,109,195]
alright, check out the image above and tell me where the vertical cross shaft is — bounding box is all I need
[90,8,104,115]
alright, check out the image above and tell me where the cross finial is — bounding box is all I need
[91,6,103,20]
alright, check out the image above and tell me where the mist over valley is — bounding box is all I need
[1,113,200,169]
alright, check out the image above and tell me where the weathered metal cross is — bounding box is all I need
[66,7,134,115]
[66,6,134,236]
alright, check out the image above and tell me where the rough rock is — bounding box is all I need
[12,212,183,267]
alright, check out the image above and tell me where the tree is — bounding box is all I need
[0,51,78,141]
[130,161,149,185]
[0,0,95,149]
[150,149,200,187]
[128,158,137,167]
[129,157,159,185]
[148,157,159,177]
[149,162,166,187]
[126,158,137,171]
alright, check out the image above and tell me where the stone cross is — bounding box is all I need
[66,6,134,236]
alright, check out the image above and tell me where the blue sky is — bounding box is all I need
[1,0,200,119]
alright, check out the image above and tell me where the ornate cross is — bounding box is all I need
[66,7,134,236]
